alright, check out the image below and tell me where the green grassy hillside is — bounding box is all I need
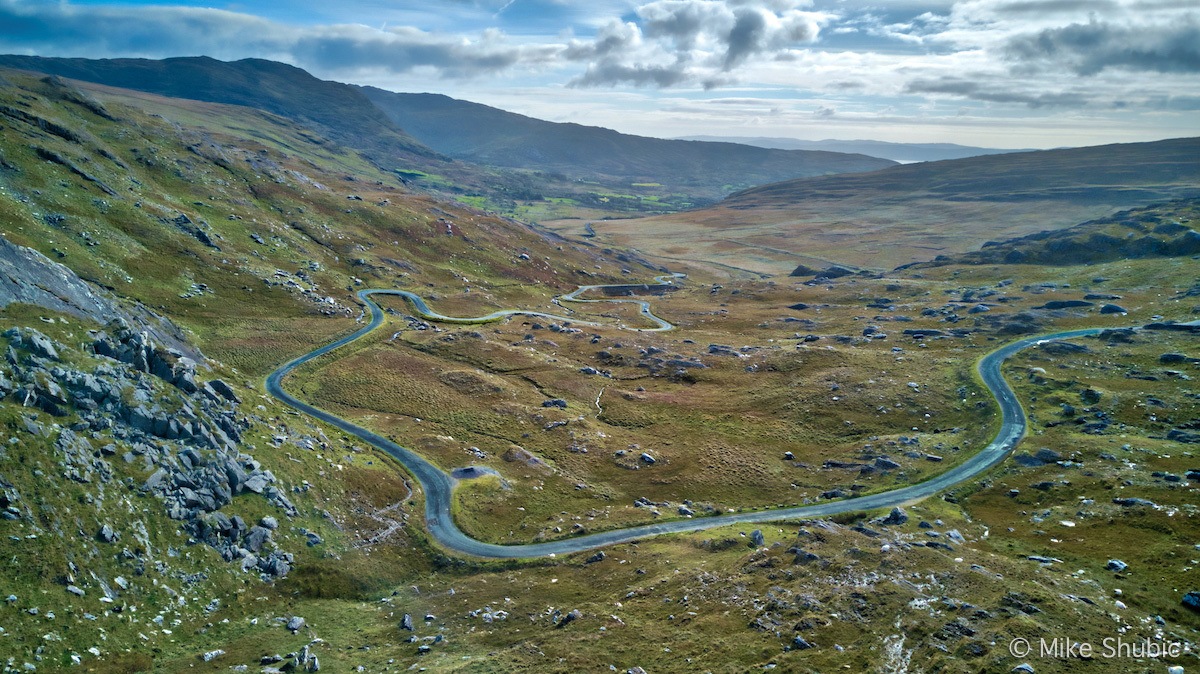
[0,68,1197,673]
[0,55,894,223]
[0,54,439,166]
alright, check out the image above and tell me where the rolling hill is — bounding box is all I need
[599,137,1200,275]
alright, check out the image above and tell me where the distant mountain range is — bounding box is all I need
[677,136,1036,163]
[361,90,894,193]
[0,55,894,212]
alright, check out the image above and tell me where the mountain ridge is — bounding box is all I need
[360,88,896,192]
[676,136,1037,163]
[0,54,896,217]
[0,54,441,166]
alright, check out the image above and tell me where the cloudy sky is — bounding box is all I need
[2,0,1198,148]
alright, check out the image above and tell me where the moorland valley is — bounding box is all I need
[0,57,1196,673]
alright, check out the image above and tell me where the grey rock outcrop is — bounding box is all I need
[2,320,293,581]
[0,235,197,358]
[92,321,201,394]
[1182,592,1200,612]
[880,507,908,526]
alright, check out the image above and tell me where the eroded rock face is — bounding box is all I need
[2,322,295,581]
[92,321,200,394]
[0,236,198,358]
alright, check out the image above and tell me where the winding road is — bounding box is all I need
[265,277,1109,559]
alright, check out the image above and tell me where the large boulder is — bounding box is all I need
[818,266,854,279]
[880,507,908,525]
[1182,591,1200,612]
[789,264,820,277]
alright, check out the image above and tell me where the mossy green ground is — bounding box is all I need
[0,68,1197,671]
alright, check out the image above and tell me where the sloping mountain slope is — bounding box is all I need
[0,55,895,219]
[0,68,622,369]
[361,89,896,198]
[2,67,1200,674]
[0,54,439,166]
[0,64,642,669]
[607,137,1200,275]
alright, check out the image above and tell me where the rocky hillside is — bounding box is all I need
[915,199,1200,267]
[0,65,626,671]
[0,68,622,351]
[0,234,301,668]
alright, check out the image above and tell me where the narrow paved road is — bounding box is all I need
[265,280,1108,559]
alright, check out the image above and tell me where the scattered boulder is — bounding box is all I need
[749,529,765,547]
[286,616,306,633]
[1113,497,1158,507]
[880,507,908,526]
[27,330,60,360]
[1106,559,1128,573]
[208,379,241,403]
[791,635,814,650]
[1182,592,1200,612]
[400,614,414,631]
[874,457,901,470]
[1038,341,1089,356]
[1168,429,1200,444]
[1035,448,1063,463]
[1036,300,1094,310]
[1098,328,1136,343]
[586,551,606,564]
[1098,304,1127,314]
[557,608,583,628]
[245,525,272,553]
[818,266,854,279]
